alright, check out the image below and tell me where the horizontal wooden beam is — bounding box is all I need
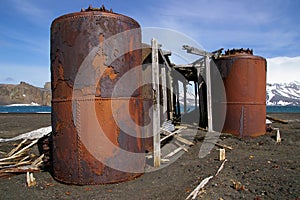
[182,45,213,57]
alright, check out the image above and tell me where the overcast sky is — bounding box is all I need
[0,0,299,86]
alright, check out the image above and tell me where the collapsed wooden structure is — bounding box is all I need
[144,38,223,167]
[143,36,267,167]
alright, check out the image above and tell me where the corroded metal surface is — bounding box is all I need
[50,7,144,185]
[214,49,267,137]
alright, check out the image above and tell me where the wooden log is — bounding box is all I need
[160,127,185,142]
[175,141,188,152]
[163,145,185,159]
[215,143,233,150]
[174,135,194,146]
[7,139,28,157]
[31,154,44,167]
[0,161,18,166]
[0,139,38,162]
[12,139,38,158]
[215,159,227,176]
[266,115,288,124]
[0,165,40,173]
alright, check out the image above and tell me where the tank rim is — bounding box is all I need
[214,54,266,61]
[51,11,140,28]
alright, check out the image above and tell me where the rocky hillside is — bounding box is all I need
[0,82,51,106]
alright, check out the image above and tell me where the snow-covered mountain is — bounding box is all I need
[267,81,300,106]
[179,81,300,106]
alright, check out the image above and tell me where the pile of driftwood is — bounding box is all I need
[0,139,44,179]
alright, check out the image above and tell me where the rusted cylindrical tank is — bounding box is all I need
[50,6,144,185]
[214,49,266,137]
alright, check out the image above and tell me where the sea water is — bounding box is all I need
[266,106,300,113]
[0,105,51,113]
[0,105,299,113]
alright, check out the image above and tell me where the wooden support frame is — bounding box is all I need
[151,38,161,167]
[183,45,214,132]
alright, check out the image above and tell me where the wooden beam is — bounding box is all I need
[159,49,172,70]
[168,70,174,120]
[183,81,187,113]
[205,56,213,132]
[266,115,288,124]
[174,64,202,68]
[161,65,168,120]
[182,45,213,57]
[194,81,198,110]
[160,127,186,142]
[151,38,161,167]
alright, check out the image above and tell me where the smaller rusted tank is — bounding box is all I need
[214,49,267,137]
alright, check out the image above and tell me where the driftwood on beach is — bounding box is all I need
[266,115,288,124]
[0,126,51,177]
[0,126,52,143]
[0,138,44,176]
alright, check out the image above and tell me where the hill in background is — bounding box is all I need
[0,82,51,106]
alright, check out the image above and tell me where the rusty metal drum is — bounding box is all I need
[50,6,145,185]
[214,49,267,137]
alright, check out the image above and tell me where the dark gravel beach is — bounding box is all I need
[0,113,299,199]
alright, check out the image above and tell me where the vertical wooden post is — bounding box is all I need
[161,65,168,120]
[183,81,187,113]
[176,80,181,118]
[194,81,198,109]
[206,56,213,132]
[151,38,161,167]
[168,70,174,120]
[197,67,206,128]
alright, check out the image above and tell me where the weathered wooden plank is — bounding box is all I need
[161,65,168,120]
[205,56,213,132]
[152,38,161,167]
[266,115,288,124]
[160,127,186,142]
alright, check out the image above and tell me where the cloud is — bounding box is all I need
[155,0,274,26]
[10,0,53,24]
[267,56,300,83]
[138,0,299,57]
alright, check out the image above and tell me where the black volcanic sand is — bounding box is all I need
[0,113,299,199]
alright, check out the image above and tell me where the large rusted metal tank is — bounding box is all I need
[50,5,145,185]
[214,49,266,137]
